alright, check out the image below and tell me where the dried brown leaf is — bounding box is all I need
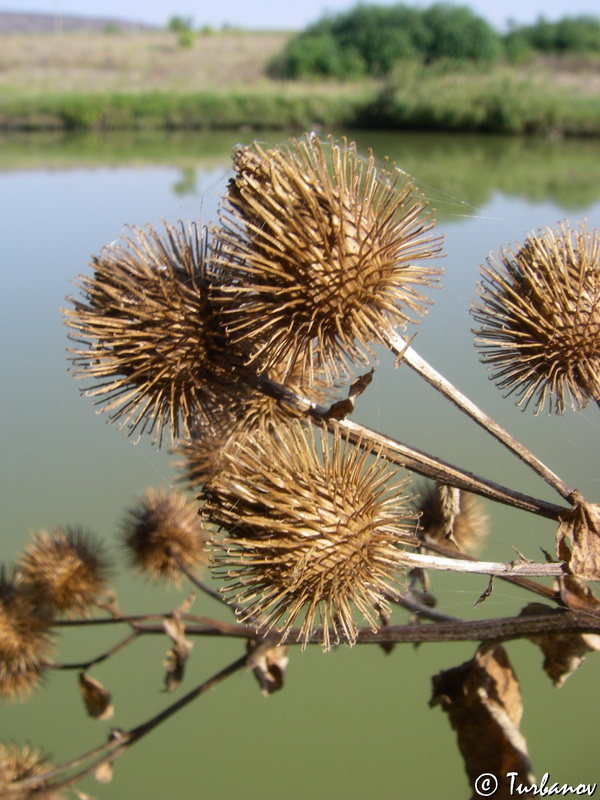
[557,493,600,581]
[559,573,600,611]
[474,575,495,607]
[247,641,289,696]
[521,577,600,686]
[79,672,114,720]
[162,615,193,692]
[430,644,534,799]
[94,760,113,784]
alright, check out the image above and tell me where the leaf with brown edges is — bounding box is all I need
[520,601,600,687]
[430,644,534,799]
[557,493,600,582]
[247,641,289,696]
[79,672,114,721]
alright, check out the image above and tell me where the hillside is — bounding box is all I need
[0,29,293,95]
[0,10,156,34]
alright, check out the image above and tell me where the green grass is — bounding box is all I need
[362,63,600,136]
[1,31,599,135]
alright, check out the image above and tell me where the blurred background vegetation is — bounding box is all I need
[0,3,599,135]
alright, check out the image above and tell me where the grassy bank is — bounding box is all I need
[1,31,600,135]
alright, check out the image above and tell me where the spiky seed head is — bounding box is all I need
[204,420,418,649]
[17,527,111,618]
[472,220,600,414]
[177,361,339,491]
[212,134,443,381]
[0,571,52,701]
[413,483,489,555]
[64,221,233,446]
[0,743,64,799]
[122,488,208,584]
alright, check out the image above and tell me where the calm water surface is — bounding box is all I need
[1,130,599,799]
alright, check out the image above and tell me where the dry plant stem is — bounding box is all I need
[45,629,140,670]
[255,375,567,520]
[174,554,255,623]
[390,336,574,500]
[422,539,558,601]
[11,653,249,798]
[128,608,600,644]
[396,592,463,623]
[396,550,565,577]
[352,608,600,645]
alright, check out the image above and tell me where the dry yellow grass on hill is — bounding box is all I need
[0,30,292,96]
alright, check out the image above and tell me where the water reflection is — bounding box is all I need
[1,131,599,800]
[2,128,600,212]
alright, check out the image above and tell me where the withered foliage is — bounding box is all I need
[79,671,114,720]
[557,491,600,582]
[431,645,534,799]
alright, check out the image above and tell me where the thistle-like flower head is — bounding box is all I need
[472,220,600,414]
[0,743,64,799]
[65,221,231,445]
[121,488,208,585]
[204,420,418,649]
[17,527,111,618]
[0,570,52,701]
[413,483,489,555]
[213,134,443,380]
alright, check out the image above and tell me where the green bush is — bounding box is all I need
[504,15,600,55]
[270,2,502,79]
[268,33,366,79]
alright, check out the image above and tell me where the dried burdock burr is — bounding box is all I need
[0,570,52,701]
[212,133,443,381]
[17,527,111,618]
[122,488,208,585]
[204,420,419,649]
[472,220,600,414]
[65,221,233,446]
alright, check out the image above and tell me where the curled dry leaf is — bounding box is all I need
[557,493,600,582]
[520,602,600,687]
[247,641,289,696]
[162,615,193,692]
[430,644,534,799]
[79,672,114,720]
[94,760,113,784]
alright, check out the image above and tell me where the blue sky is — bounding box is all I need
[3,0,600,31]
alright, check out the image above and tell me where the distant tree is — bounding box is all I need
[167,15,196,48]
[167,15,194,33]
[270,2,502,79]
[504,15,600,57]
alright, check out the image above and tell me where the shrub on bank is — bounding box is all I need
[269,3,502,79]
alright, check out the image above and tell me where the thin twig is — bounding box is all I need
[44,629,141,671]
[254,374,568,520]
[395,550,566,578]
[126,606,600,646]
[11,653,249,797]
[390,336,574,500]
[422,538,559,601]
